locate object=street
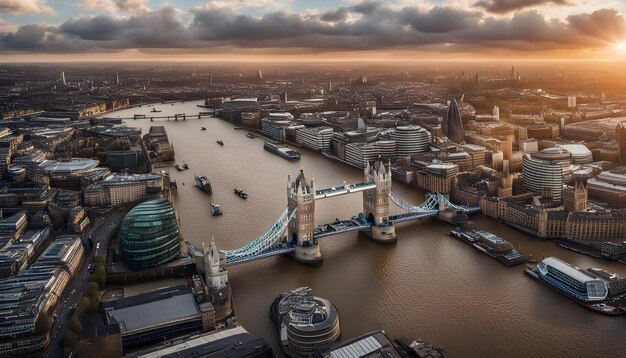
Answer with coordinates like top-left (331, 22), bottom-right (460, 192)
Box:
top-left (36, 207), bottom-right (128, 358)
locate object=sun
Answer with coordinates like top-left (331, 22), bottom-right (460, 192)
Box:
top-left (612, 41), bottom-right (626, 53)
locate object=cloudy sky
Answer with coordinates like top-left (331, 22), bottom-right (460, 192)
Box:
top-left (0, 0), bottom-right (625, 61)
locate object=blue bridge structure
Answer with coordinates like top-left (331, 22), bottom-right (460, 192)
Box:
top-left (217, 158), bottom-right (480, 266)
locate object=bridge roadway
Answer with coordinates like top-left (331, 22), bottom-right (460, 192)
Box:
top-left (315, 181), bottom-right (376, 199)
top-left (214, 190), bottom-right (480, 266)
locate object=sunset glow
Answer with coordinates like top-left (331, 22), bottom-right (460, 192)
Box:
top-left (0, 0), bottom-right (625, 61)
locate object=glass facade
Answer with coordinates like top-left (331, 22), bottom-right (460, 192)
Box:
top-left (538, 258), bottom-right (608, 302)
top-left (119, 199), bottom-right (181, 270)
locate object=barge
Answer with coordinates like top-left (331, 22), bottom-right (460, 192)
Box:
top-left (264, 141), bottom-right (301, 161)
top-left (449, 228), bottom-right (527, 266)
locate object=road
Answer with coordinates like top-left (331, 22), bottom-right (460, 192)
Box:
top-left (36, 207), bottom-right (128, 358)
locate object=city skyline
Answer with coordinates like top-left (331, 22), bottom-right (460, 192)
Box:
top-left (0, 0), bottom-right (626, 61)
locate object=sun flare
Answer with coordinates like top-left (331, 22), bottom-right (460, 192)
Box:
top-left (612, 41), bottom-right (626, 53)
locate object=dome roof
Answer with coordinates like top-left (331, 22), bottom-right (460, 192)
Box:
top-left (119, 199), bottom-right (180, 270)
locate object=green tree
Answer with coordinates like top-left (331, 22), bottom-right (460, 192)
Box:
top-left (34, 312), bottom-right (52, 335)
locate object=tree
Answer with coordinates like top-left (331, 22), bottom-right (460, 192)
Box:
top-left (91, 268), bottom-right (106, 289)
top-left (68, 314), bottom-right (83, 335)
top-left (34, 312), bottom-right (52, 335)
top-left (64, 330), bottom-right (80, 350)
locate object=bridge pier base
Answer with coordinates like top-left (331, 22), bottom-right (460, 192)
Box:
top-left (361, 224), bottom-right (397, 244)
top-left (293, 243), bottom-right (323, 265)
top-left (438, 209), bottom-right (457, 224)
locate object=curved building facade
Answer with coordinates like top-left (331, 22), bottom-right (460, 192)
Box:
top-left (537, 257), bottom-right (608, 302)
top-left (119, 199), bottom-right (181, 270)
top-left (272, 287), bottom-right (341, 357)
top-left (523, 148), bottom-right (573, 200)
top-left (444, 99), bottom-right (464, 143)
top-left (390, 125), bottom-right (431, 157)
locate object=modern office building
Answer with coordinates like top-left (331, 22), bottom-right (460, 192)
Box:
top-left (344, 140), bottom-right (396, 168)
top-left (221, 99), bottom-right (261, 127)
top-left (443, 99), bottom-right (464, 143)
top-left (272, 287), bottom-right (340, 356)
top-left (28, 158), bottom-right (100, 188)
top-left (537, 257), bottom-right (608, 302)
top-left (32, 236), bottom-right (85, 276)
top-left (389, 125), bottom-right (431, 157)
top-left (587, 170), bottom-right (626, 208)
top-left (261, 113), bottom-right (303, 141)
top-left (522, 148), bottom-right (573, 200)
top-left (295, 126), bottom-right (333, 152)
top-left (125, 325), bottom-right (274, 358)
top-left (100, 284), bottom-right (216, 352)
top-left (558, 144), bottom-right (593, 164)
top-left (0, 235), bottom-right (84, 356)
top-left (119, 199), bottom-right (182, 270)
top-left (313, 331), bottom-right (403, 358)
top-left (617, 122), bottom-right (626, 165)
top-left (107, 149), bottom-right (138, 171)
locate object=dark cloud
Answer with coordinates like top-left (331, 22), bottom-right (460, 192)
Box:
top-left (401, 7), bottom-right (482, 33)
top-left (475, 0), bottom-right (571, 14)
top-left (567, 9), bottom-right (626, 43)
top-left (320, 9), bottom-right (348, 23)
top-left (0, 2), bottom-right (623, 55)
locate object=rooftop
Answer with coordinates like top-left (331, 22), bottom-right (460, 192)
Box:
top-left (107, 293), bottom-right (199, 333)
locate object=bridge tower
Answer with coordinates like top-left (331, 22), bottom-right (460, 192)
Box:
top-left (362, 157), bottom-right (396, 243)
top-left (204, 238), bottom-right (229, 290)
top-left (288, 169), bottom-right (322, 264)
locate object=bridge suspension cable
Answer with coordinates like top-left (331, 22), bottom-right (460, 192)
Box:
top-left (219, 207), bottom-right (297, 261)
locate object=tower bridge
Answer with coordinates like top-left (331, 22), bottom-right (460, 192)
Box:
top-left (215, 157), bottom-right (480, 266)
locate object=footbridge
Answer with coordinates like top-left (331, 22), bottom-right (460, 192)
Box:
top-left (213, 158), bottom-right (480, 265)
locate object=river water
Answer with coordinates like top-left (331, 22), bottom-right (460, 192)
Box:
top-left (108, 100), bottom-right (626, 357)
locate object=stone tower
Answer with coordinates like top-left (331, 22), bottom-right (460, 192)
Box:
top-left (564, 181), bottom-right (587, 212)
top-left (288, 169), bottom-right (322, 263)
top-left (498, 160), bottom-right (513, 198)
top-left (363, 157), bottom-right (396, 243)
top-left (204, 237), bottom-right (228, 290)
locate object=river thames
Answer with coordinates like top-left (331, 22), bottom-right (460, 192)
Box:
top-left (108, 100), bottom-right (626, 357)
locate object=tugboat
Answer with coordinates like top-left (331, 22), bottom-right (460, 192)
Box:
top-left (150, 108), bottom-right (162, 113)
top-left (234, 188), bottom-right (248, 199)
top-left (201, 127), bottom-right (207, 131)
top-left (195, 175), bottom-right (212, 194)
top-left (246, 133), bottom-right (257, 139)
top-left (216, 140), bottom-right (224, 146)
top-left (211, 203), bottom-right (223, 216)
top-left (182, 163), bottom-right (189, 170)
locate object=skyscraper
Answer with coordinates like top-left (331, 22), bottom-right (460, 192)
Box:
top-left (60, 71), bottom-right (66, 85)
top-left (616, 122), bottom-right (626, 165)
top-left (443, 99), bottom-right (464, 143)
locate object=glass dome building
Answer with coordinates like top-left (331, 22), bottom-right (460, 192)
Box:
top-left (119, 199), bottom-right (181, 270)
